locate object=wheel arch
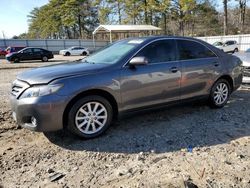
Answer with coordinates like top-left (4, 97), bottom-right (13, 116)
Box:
top-left (63, 89), bottom-right (118, 129)
top-left (215, 75), bottom-right (234, 92)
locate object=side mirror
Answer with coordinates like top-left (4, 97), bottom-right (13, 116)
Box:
top-left (129, 56), bottom-right (148, 66)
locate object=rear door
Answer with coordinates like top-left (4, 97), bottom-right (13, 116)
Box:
top-left (33, 48), bottom-right (43, 60)
top-left (176, 39), bottom-right (221, 99)
top-left (120, 39), bottom-right (181, 111)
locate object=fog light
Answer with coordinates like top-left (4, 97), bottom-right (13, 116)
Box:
top-left (31, 116), bottom-right (38, 127)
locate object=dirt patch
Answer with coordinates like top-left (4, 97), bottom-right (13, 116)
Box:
top-left (0, 67), bottom-right (250, 188)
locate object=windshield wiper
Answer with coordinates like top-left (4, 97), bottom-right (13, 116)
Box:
top-left (82, 59), bottom-right (95, 64)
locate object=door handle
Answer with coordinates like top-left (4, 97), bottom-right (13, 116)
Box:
top-left (170, 67), bottom-right (178, 73)
top-left (214, 62), bottom-right (219, 67)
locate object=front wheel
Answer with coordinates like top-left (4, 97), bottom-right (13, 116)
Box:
top-left (42, 56), bottom-right (48, 62)
top-left (65, 52), bottom-right (70, 56)
top-left (209, 79), bottom-right (231, 108)
top-left (14, 57), bottom-right (20, 63)
top-left (67, 96), bottom-right (113, 138)
top-left (233, 48), bottom-right (239, 53)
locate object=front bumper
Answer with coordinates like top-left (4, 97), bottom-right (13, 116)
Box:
top-left (10, 94), bottom-right (68, 132)
top-left (243, 66), bottom-right (250, 84)
top-left (59, 51), bottom-right (66, 55)
top-left (243, 77), bottom-right (250, 84)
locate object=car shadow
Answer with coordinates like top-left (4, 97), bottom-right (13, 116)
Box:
top-left (44, 89), bottom-right (250, 154)
top-left (16, 59), bottom-right (68, 63)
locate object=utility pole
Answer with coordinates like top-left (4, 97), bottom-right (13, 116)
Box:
top-left (223, 0), bottom-right (228, 35)
top-left (2, 31), bottom-right (7, 48)
top-left (2, 31), bottom-right (6, 39)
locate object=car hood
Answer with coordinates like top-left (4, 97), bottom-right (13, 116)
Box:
top-left (6, 52), bottom-right (17, 57)
top-left (17, 61), bottom-right (108, 85)
top-left (234, 53), bottom-right (250, 67)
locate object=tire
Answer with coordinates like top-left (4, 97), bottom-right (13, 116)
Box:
top-left (209, 79), bottom-right (231, 108)
top-left (67, 95), bottom-right (113, 138)
top-left (234, 48), bottom-right (239, 53)
top-left (14, 57), bottom-right (20, 63)
top-left (42, 56), bottom-right (48, 62)
top-left (65, 52), bottom-right (70, 56)
top-left (82, 51), bottom-right (87, 56)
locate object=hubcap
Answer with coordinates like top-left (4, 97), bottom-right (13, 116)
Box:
top-left (75, 102), bottom-right (107, 134)
top-left (213, 83), bottom-right (228, 105)
top-left (43, 57), bottom-right (48, 61)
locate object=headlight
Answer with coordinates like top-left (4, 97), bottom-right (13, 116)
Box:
top-left (20, 84), bottom-right (63, 99)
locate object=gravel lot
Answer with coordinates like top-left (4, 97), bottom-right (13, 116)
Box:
top-left (0, 57), bottom-right (250, 188)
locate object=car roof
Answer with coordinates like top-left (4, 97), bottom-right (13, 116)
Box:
top-left (122, 35), bottom-right (226, 57)
top-left (23, 47), bottom-right (44, 49)
top-left (121, 35), bottom-right (209, 42)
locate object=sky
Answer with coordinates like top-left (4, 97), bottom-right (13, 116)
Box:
top-left (0, 0), bottom-right (246, 39)
top-left (0, 0), bottom-right (48, 38)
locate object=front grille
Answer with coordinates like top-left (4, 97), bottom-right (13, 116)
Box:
top-left (11, 80), bottom-right (30, 98)
top-left (243, 66), bottom-right (250, 77)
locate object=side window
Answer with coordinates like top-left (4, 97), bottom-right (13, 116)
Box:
top-left (33, 48), bottom-right (42, 53)
top-left (135, 40), bottom-right (176, 64)
top-left (177, 40), bottom-right (216, 60)
top-left (23, 49), bottom-right (32, 53)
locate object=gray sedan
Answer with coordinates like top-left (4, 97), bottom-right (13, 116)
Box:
top-left (234, 48), bottom-right (250, 84)
top-left (10, 36), bottom-right (243, 138)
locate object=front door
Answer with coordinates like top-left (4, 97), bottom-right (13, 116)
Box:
top-left (120, 39), bottom-right (181, 111)
top-left (20, 48), bottom-right (33, 61)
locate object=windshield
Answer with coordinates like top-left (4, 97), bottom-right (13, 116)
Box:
top-left (82, 39), bottom-right (144, 64)
top-left (213, 42), bottom-right (223, 46)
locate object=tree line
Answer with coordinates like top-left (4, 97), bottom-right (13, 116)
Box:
top-left (15, 0), bottom-right (250, 39)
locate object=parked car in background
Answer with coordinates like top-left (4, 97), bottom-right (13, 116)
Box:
top-left (0, 48), bottom-right (7, 56)
top-left (6, 46), bottom-right (26, 54)
top-left (6, 47), bottom-right (54, 63)
top-left (234, 48), bottom-right (250, 84)
top-left (59, 46), bottom-right (89, 56)
top-left (213, 40), bottom-right (239, 53)
top-left (10, 36), bottom-right (242, 138)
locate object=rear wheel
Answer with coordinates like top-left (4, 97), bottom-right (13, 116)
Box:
top-left (42, 56), bottom-right (48, 62)
top-left (82, 51), bottom-right (87, 56)
top-left (67, 95), bottom-right (113, 138)
top-left (209, 79), bottom-right (231, 108)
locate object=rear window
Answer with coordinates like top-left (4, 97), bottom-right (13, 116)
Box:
top-left (177, 40), bottom-right (216, 60)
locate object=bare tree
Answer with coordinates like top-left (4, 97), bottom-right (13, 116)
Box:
top-left (238, 0), bottom-right (247, 33)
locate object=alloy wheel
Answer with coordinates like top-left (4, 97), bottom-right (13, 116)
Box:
top-left (42, 56), bottom-right (48, 62)
top-left (213, 82), bottom-right (229, 105)
top-left (75, 101), bottom-right (108, 134)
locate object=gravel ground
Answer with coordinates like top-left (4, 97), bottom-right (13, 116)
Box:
top-left (0, 60), bottom-right (250, 188)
